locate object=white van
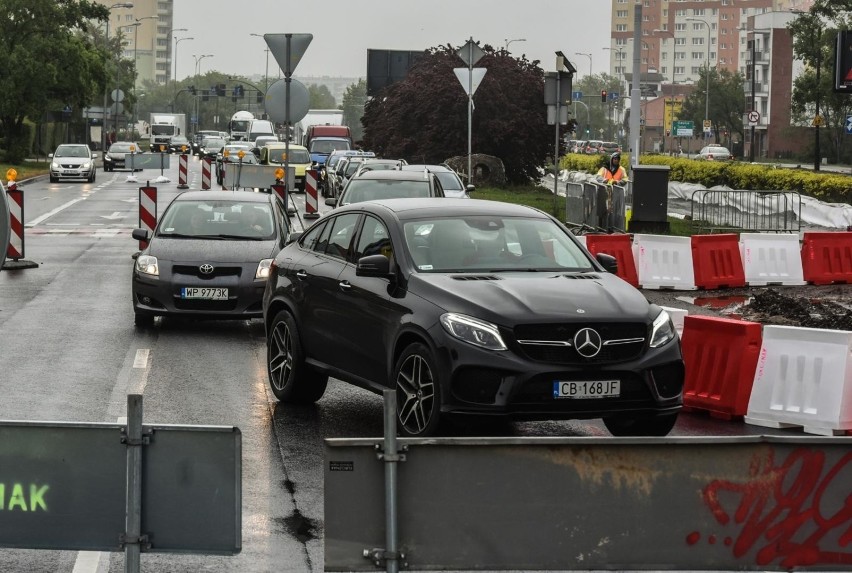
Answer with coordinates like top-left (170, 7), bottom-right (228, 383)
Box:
top-left (247, 119), bottom-right (276, 143)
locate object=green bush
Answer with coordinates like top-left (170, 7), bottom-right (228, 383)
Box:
top-left (562, 153), bottom-right (852, 204)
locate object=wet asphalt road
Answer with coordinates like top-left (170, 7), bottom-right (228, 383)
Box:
top-left (0, 158), bottom-right (838, 572)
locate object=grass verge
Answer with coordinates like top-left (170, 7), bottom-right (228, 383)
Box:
top-left (1, 161), bottom-right (50, 182)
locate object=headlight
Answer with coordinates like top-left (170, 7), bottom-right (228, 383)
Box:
top-left (255, 259), bottom-right (273, 280)
top-left (135, 255), bottom-right (159, 277)
top-left (51, 162), bottom-right (59, 169)
top-left (81, 162), bottom-right (91, 169)
top-left (650, 310), bottom-right (676, 348)
top-left (440, 313), bottom-right (507, 351)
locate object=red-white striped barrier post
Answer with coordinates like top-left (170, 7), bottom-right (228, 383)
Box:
top-left (177, 153), bottom-right (189, 189)
top-left (304, 169), bottom-right (320, 219)
top-left (201, 157), bottom-right (211, 190)
top-left (6, 180), bottom-right (23, 260)
top-left (138, 185), bottom-right (157, 250)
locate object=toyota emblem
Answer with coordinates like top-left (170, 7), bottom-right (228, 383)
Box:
top-left (199, 264), bottom-right (215, 275)
top-left (573, 328), bottom-right (603, 358)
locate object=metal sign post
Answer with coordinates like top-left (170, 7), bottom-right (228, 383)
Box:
top-left (455, 39), bottom-right (486, 185)
top-left (0, 180), bottom-right (9, 270)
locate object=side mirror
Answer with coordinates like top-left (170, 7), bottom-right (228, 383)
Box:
top-left (356, 254), bottom-right (392, 278)
top-left (48, 153), bottom-right (54, 159)
top-left (131, 228), bottom-right (150, 242)
top-left (466, 184), bottom-right (476, 193)
top-left (92, 153), bottom-right (99, 159)
top-left (325, 198), bottom-right (338, 207)
top-left (286, 231), bottom-right (302, 245)
top-left (596, 253), bottom-right (618, 274)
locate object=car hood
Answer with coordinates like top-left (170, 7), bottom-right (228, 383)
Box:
top-left (408, 272), bottom-right (651, 325)
top-left (147, 238), bottom-right (279, 262)
top-left (54, 157), bottom-right (91, 165)
top-left (106, 152), bottom-right (128, 159)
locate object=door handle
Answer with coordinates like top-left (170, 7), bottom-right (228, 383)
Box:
top-left (338, 280), bottom-right (352, 291)
top-left (295, 270), bottom-right (308, 280)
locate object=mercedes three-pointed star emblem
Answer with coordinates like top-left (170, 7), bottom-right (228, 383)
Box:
top-left (573, 328), bottom-right (603, 358)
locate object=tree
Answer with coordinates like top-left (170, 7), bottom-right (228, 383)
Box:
top-left (340, 79), bottom-right (367, 143)
top-left (0, 0), bottom-right (108, 162)
top-left (362, 43), bottom-right (553, 184)
top-left (308, 84), bottom-right (335, 109)
top-left (677, 68), bottom-right (744, 144)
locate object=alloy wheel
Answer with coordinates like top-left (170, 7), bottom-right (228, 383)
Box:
top-left (396, 354), bottom-right (435, 435)
top-left (269, 321), bottom-right (294, 392)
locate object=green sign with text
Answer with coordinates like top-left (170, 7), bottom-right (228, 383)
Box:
top-left (672, 120), bottom-right (694, 137)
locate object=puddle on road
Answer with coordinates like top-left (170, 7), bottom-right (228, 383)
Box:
top-left (277, 509), bottom-right (320, 543)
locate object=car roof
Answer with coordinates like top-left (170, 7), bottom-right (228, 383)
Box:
top-left (351, 170), bottom-right (431, 181)
top-left (173, 190), bottom-right (273, 203)
top-left (265, 143), bottom-right (307, 151)
top-left (333, 198), bottom-right (546, 220)
top-left (400, 164), bottom-right (452, 173)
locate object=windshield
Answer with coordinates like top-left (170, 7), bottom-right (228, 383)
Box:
top-left (267, 149), bottom-right (310, 164)
top-left (310, 139), bottom-right (351, 154)
top-left (109, 143), bottom-right (135, 153)
top-left (403, 216), bottom-right (594, 273)
top-left (55, 146), bottom-right (89, 158)
top-left (202, 138), bottom-right (226, 149)
top-left (342, 180), bottom-right (431, 205)
top-left (231, 120), bottom-right (251, 132)
top-left (344, 160), bottom-right (364, 176)
top-left (157, 200), bottom-right (276, 240)
top-left (151, 125), bottom-right (175, 135)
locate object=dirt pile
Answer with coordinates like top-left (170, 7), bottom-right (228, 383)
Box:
top-left (740, 289), bottom-right (852, 331)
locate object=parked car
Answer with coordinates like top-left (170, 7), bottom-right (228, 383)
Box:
top-left (103, 141), bottom-right (139, 172)
top-left (571, 140), bottom-right (588, 154)
top-left (169, 135), bottom-right (191, 154)
top-left (327, 169), bottom-right (445, 208)
top-left (696, 145), bottom-right (734, 161)
top-left (49, 144), bottom-right (97, 183)
top-left (400, 164), bottom-right (473, 198)
top-left (584, 140), bottom-right (604, 154)
top-left (599, 141), bottom-right (621, 155)
top-left (262, 198), bottom-right (684, 437)
top-left (258, 143), bottom-right (312, 192)
top-left (131, 190), bottom-right (291, 326)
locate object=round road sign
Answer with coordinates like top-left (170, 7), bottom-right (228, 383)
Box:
top-left (748, 110), bottom-right (760, 124)
top-left (265, 79), bottom-right (310, 124)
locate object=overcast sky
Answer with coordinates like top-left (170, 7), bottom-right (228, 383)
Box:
top-left (172, 0), bottom-right (612, 80)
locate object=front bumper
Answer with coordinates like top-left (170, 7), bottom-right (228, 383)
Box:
top-left (132, 263), bottom-right (267, 319)
top-left (51, 165), bottom-right (94, 180)
top-left (426, 323), bottom-right (684, 421)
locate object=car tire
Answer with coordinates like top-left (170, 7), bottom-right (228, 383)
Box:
top-left (49, 174), bottom-right (57, 183)
top-left (603, 413), bottom-right (678, 437)
top-left (88, 170), bottom-right (96, 183)
top-left (134, 310), bottom-right (154, 328)
top-left (393, 342), bottom-right (442, 437)
top-left (267, 310), bottom-right (328, 403)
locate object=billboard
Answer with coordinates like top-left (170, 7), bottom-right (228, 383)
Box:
top-left (366, 49), bottom-right (426, 96)
top-left (835, 30), bottom-right (852, 93)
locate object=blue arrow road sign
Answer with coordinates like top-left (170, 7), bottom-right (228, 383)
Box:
top-left (846, 115), bottom-right (852, 134)
top-left (608, 91), bottom-right (620, 101)
top-left (572, 91), bottom-right (583, 101)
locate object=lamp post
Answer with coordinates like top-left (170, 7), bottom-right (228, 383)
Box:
top-left (166, 28), bottom-right (189, 85)
top-left (191, 55), bottom-right (213, 135)
top-left (575, 52), bottom-right (592, 78)
top-left (250, 33), bottom-right (270, 94)
top-left (686, 17), bottom-right (711, 139)
top-left (173, 36), bottom-right (194, 92)
top-left (504, 38), bottom-right (526, 52)
top-left (102, 2), bottom-right (134, 151)
top-left (194, 54), bottom-right (213, 77)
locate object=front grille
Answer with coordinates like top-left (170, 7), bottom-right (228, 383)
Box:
top-left (172, 265), bottom-right (242, 279)
top-left (513, 322), bottom-right (647, 364)
top-left (60, 163), bottom-right (81, 169)
top-left (451, 367), bottom-right (506, 404)
top-left (173, 298), bottom-right (238, 311)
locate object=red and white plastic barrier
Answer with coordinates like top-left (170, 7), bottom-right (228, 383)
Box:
top-left (177, 154), bottom-right (189, 189)
top-left (746, 325), bottom-right (852, 435)
top-left (801, 231), bottom-right (852, 285)
top-left (691, 234), bottom-right (746, 289)
top-left (585, 234), bottom-right (639, 287)
top-left (6, 181), bottom-right (23, 260)
top-left (138, 185), bottom-right (157, 250)
top-left (304, 169), bottom-right (319, 219)
top-left (739, 233), bottom-right (805, 286)
top-left (201, 158), bottom-right (211, 190)
top-left (632, 234), bottom-right (697, 290)
top-left (681, 315), bottom-right (762, 419)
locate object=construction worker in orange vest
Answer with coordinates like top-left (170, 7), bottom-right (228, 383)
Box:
top-left (596, 151), bottom-right (629, 184)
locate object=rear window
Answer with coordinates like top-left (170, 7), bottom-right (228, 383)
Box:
top-left (342, 180), bottom-right (432, 205)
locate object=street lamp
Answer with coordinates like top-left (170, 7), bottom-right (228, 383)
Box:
top-left (102, 2), bottom-right (134, 151)
top-left (250, 33), bottom-right (270, 94)
top-left (166, 28), bottom-right (189, 83)
top-left (504, 38), bottom-right (526, 52)
top-left (575, 52), bottom-right (592, 78)
top-left (173, 36), bottom-right (194, 89)
top-left (686, 17), bottom-right (711, 138)
top-left (194, 54), bottom-right (214, 77)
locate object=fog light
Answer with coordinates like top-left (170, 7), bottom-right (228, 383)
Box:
top-left (142, 296), bottom-right (151, 305)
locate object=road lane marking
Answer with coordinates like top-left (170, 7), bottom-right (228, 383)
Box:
top-left (71, 550), bottom-right (104, 573)
top-left (133, 349), bottom-right (150, 369)
top-left (26, 197), bottom-right (87, 226)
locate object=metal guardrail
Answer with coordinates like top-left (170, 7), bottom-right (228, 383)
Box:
top-left (565, 181), bottom-right (627, 232)
top-left (689, 189), bottom-right (802, 233)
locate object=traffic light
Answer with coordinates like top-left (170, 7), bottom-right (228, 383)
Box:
top-left (601, 90), bottom-right (607, 102)
top-left (256, 91), bottom-right (264, 104)
top-left (202, 89), bottom-right (209, 102)
top-left (216, 83), bottom-right (226, 97)
top-left (188, 85), bottom-right (196, 95)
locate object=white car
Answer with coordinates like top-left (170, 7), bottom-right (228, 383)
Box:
top-left (49, 144), bottom-right (97, 183)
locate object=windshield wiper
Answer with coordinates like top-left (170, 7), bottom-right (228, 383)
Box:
top-left (208, 234), bottom-right (267, 241)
